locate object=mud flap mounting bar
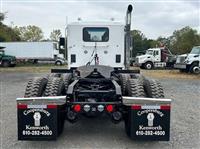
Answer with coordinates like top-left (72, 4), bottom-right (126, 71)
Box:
top-left (16, 96), bottom-right (66, 105)
top-left (122, 96), bottom-right (171, 105)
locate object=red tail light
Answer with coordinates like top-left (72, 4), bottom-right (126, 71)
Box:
top-left (160, 105), bottom-right (171, 110)
top-left (47, 104), bottom-right (57, 109)
top-left (17, 104), bottom-right (27, 109)
top-left (73, 104), bottom-right (81, 112)
top-left (106, 105), bottom-right (113, 112)
top-left (131, 105), bottom-right (141, 110)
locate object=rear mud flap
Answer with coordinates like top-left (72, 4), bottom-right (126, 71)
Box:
top-left (17, 104), bottom-right (65, 140)
top-left (127, 104), bottom-right (170, 141)
top-left (17, 96), bottom-right (66, 140)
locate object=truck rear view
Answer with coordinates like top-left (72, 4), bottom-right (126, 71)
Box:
top-left (16, 5), bottom-right (172, 141)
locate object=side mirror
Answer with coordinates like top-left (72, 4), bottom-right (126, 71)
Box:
top-left (194, 55), bottom-right (199, 57)
top-left (59, 37), bottom-right (65, 47)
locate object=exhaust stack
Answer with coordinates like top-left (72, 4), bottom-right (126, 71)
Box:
top-left (126, 4), bottom-right (133, 30)
top-left (125, 4), bottom-right (133, 69)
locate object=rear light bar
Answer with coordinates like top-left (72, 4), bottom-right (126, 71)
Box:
top-left (70, 104), bottom-right (115, 113)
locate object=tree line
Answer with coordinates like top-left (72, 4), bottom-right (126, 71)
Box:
top-left (0, 13), bottom-right (62, 42)
top-left (131, 27), bottom-right (200, 55)
top-left (0, 12), bottom-right (200, 55)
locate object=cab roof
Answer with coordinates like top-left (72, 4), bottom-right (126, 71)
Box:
top-left (68, 21), bottom-right (124, 26)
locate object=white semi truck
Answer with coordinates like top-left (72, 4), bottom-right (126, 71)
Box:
top-left (174, 46), bottom-right (200, 74)
top-left (0, 42), bottom-right (66, 65)
top-left (16, 5), bottom-right (171, 141)
top-left (135, 48), bottom-right (175, 69)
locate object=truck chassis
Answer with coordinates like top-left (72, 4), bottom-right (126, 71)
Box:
top-left (17, 66), bottom-right (171, 141)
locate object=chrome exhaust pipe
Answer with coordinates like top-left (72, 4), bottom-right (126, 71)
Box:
top-left (126, 4), bottom-right (133, 27)
top-left (125, 4), bottom-right (133, 69)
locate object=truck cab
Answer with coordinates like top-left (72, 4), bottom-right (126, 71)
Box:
top-left (174, 46), bottom-right (200, 74)
top-left (67, 22), bottom-right (125, 69)
top-left (0, 48), bottom-right (16, 67)
top-left (135, 48), bottom-right (163, 69)
top-left (146, 48), bottom-right (161, 62)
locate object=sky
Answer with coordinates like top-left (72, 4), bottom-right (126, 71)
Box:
top-left (0, 0), bottom-right (199, 39)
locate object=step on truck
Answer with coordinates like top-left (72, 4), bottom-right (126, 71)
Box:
top-left (17, 5), bottom-right (172, 141)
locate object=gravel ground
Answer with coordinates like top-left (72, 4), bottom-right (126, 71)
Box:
top-left (0, 72), bottom-right (199, 149)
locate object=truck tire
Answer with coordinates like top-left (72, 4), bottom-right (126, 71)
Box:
top-left (44, 77), bottom-right (65, 96)
top-left (2, 61), bottom-right (10, 67)
top-left (119, 74), bottom-right (130, 95)
top-left (44, 77), bottom-right (65, 134)
top-left (190, 64), bottom-right (200, 74)
top-left (45, 73), bottom-right (60, 79)
top-left (144, 79), bottom-right (164, 98)
top-left (62, 73), bottom-right (72, 94)
top-left (55, 61), bottom-right (62, 66)
top-left (144, 62), bottom-right (153, 70)
top-left (130, 74), bottom-right (145, 84)
top-left (126, 79), bottom-right (145, 97)
top-left (24, 77), bottom-right (48, 97)
top-left (124, 79), bottom-right (145, 137)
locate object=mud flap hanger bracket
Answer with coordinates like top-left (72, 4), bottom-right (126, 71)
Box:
top-left (122, 96), bottom-right (172, 106)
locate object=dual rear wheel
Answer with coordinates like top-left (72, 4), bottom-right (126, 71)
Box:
top-left (24, 73), bottom-right (72, 97)
top-left (122, 75), bottom-right (164, 137)
top-left (24, 74), bottom-right (72, 133)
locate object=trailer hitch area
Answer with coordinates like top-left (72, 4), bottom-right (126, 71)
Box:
top-left (122, 96), bottom-right (172, 141)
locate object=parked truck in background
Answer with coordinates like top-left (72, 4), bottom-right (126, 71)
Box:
top-left (0, 47), bottom-right (16, 67)
top-left (135, 47), bottom-right (176, 69)
top-left (174, 46), bottom-right (200, 74)
top-left (0, 42), bottom-right (66, 65)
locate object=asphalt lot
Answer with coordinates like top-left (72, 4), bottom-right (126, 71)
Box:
top-left (0, 72), bottom-right (200, 149)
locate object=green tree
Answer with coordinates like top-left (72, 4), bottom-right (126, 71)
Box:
top-left (148, 39), bottom-right (159, 48)
top-left (0, 13), bottom-right (5, 23)
top-left (169, 26), bottom-right (200, 54)
top-left (157, 36), bottom-right (170, 47)
top-left (14, 25), bottom-right (44, 41)
top-left (131, 30), bottom-right (146, 57)
top-left (0, 12), bottom-right (21, 42)
top-left (50, 29), bottom-right (62, 41)
top-left (131, 30), bottom-right (157, 57)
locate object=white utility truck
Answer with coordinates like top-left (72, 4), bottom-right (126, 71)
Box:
top-left (135, 48), bottom-right (175, 69)
top-left (0, 42), bottom-right (66, 65)
top-left (16, 5), bottom-right (171, 141)
top-left (174, 46), bottom-right (200, 74)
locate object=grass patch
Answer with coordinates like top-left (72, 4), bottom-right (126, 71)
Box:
top-left (140, 69), bottom-right (200, 80)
